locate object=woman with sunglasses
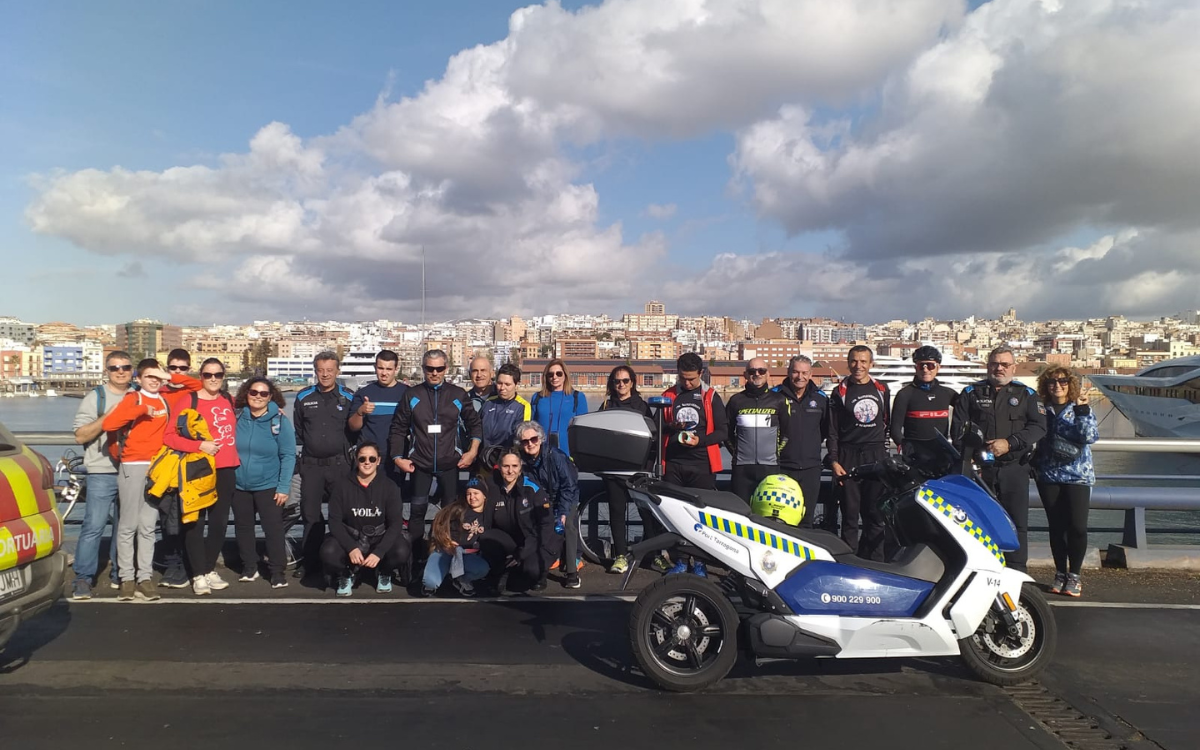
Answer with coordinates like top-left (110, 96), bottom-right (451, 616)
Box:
top-left (598, 366), bottom-right (658, 574)
top-left (322, 442), bottom-right (410, 597)
top-left (1033, 368), bottom-right (1098, 598)
top-left (531, 358), bottom-right (588, 457)
top-left (231, 377), bottom-right (297, 589)
top-left (164, 357), bottom-right (241, 595)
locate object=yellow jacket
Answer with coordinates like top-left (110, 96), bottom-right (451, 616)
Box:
top-left (147, 409), bottom-right (218, 524)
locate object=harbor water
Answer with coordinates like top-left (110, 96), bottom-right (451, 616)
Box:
top-left (3, 392), bottom-right (1198, 546)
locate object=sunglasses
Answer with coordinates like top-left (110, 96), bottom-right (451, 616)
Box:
top-left (520, 435), bottom-right (541, 445)
top-left (107, 364), bottom-right (133, 373)
top-left (613, 377), bottom-right (631, 385)
top-left (248, 389), bottom-right (271, 398)
top-left (1049, 377), bottom-right (1071, 386)
top-left (357, 455), bottom-right (379, 464)
top-left (201, 371), bottom-right (225, 380)
top-left (989, 362), bottom-right (1015, 369)
top-left (746, 368), bottom-right (768, 376)
top-left (548, 371), bottom-right (564, 377)
top-left (167, 365), bottom-right (189, 372)
top-left (424, 365), bottom-right (447, 373)
top-left (916, 362), bottom-right (938, 371)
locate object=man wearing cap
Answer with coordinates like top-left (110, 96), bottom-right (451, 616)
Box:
top-left (890, 345), bottom-right (957, 454)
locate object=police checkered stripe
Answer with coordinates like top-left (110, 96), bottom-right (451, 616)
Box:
top-left (698, 512), bottom-right (813, 560)
top-left (753, 488), bottom-right (803, 509)
top-left (917, 488), bottom-right (1006, 565)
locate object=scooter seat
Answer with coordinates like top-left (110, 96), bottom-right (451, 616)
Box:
top-left (648, 481), bottom-right (751, 515)
top-left (834, 543), bottom-right (945, 584)
top-left (750, 516), bottom-right (853, 556)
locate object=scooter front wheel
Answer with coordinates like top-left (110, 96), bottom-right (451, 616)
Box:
top-left (629, 574), bottom-right (739, 692)
top-left (960, 583), bottom-right (1057, 686)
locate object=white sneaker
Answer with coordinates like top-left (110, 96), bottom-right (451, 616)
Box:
top-left (192, 576), bottom-right (212, 596)
top-left (205, 571), bottom-right (230, 590)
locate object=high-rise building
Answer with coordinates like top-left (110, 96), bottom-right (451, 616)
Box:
top-left (0, 317), bottom-right (36, 346)
top-left (645, 301), bottom-right (666, 315)
top-left (116, 319), bottom-right (183, 361)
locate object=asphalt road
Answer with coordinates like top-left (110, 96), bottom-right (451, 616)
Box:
top-left (2, 598), bottom-right (1197, 750)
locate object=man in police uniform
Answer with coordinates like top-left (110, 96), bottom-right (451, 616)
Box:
top-left (293, 351), bottom-right (357, 579)
top-left (951, 345), bottom-right (1046, 571)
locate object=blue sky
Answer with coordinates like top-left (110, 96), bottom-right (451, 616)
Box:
top-left (3, 1), bottom-right (1196, 326)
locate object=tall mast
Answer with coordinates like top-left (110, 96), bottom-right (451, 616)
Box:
top-left (421, 246), bottom-right (426, 336)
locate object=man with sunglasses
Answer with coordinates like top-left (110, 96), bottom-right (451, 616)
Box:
top-left (293, 351), bottom-right (358, 581)
top-left (725, 358), bottom-right (790, 502)
top-left (69, 350), bottom-right (135, 599)
top-left (388, 349), bottom-right (483, 559)
top-left (890, 345), bottom-right (956, 455)
top-left (952, 345), bottom-right (1046, 571)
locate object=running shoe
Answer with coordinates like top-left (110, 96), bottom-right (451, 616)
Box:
top-left (239, 568), bottom-right (260, 583)
top-left (691, 561), bottom-right (708, 578)
top-left (117, 581), bottom-right (136, 601)
top-left (531, 578), bottom-right (548, 592)
top-left (651, 554), bottom-right (672, 573)
top-left (563, 572), bottom-right (581, 589)
top-left (159, 569), bottom-right (190, 588)
top-left (1063, 574), bottom-right (1082, 598)
top-left (453, 577), bottom-right (476, 597)
top-left (666, 560), bottom-right (688, 576)
top-left (335, 576), bottom-right (353, 597)
top-left (1049, 572), bottom-right (1067, 595)
top-left (134, 580), bottom-right (161, 602)
top-left (205, 571), bottom-right (230, 590)
top-left (608, 554), bottom-right (631, 574)
top-left (192, 576), bottom-right (211, 596)
top-left (270, 574), bottom-right (289, 589)
top-left (71, 579), bottom-right (93, 600)
top-left (376, 573), bottom-right (393, 594)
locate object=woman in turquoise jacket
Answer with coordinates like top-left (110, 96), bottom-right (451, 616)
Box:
top-left (232, 377), bottom-right (298, 588)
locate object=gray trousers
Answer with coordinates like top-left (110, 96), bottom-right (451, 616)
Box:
top-left (116, 462), bottom-right (158, 582)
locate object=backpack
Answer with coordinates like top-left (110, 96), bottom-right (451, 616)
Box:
top-left (107, 390), bottom-right (147, 461)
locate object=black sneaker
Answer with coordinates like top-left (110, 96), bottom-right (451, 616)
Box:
top-left (270, 574), bottom-right (289, 589)
top-left (531, 577), bottom-right (548, 592)
top-left (453, 577), bottom-right (476, 598)
top-left (563, 573), bottom-right (581, 590)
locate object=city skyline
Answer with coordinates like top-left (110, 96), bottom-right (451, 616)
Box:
top-left (4, 2), bottom-right (1198, 325)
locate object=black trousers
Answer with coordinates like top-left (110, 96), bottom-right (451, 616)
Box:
top-left (183, 467), bottom-right (236, 576)
top-left (983, 463), bottom-right (1032, 571)
top-left (836, 445), bottom-right (888, 561)
top-left (1037, 482), bottom-right (1091, 575)
top-left (409, 467), bottom-right (459, 547)
top-left (478, 529), bottom-right (543, 583)
top-left (783, 466), bottom-right (823, 528)
top-left (664, 461), bottom-right (716, 490)
top-left (232, 488), bottom-right (287, 578)
top-left (729, 464), bottom-right (774, 503)
top-left (603, 475), bottom-right (660, 556)
top-left (299, 460), bottom-right (350, 572)
top-left (319, 535), bottom-right (411, 578)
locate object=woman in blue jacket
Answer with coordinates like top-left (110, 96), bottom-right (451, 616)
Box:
top-left (1033, 368), bottom-right (1099, 598)
top-left (531, 358), bottom-right (588, 457)
top-left (232, 377), bottom-right (297, 588)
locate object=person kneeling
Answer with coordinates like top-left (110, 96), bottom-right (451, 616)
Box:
top-left (320, 442), bottom-right (410, 597)
top-left (422, 478), bottom-right (492, 597)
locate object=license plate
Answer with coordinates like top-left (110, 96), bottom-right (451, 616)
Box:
top-left (0, 567), bottom-right (27, 602)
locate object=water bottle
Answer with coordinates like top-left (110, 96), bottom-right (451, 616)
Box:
top-left (554, 517), bottom-right (565, 535)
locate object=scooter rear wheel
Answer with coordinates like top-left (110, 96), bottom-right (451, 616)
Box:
top-left (960, 583), bottom-right (1057, 686)
top-left (630, 574), bottom-right (740, 692)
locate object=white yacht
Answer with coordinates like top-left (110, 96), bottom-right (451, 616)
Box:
top-left (1088, 356), bottom-right (1200, 438)
top-left (824, 354), bottom-right (989, 394)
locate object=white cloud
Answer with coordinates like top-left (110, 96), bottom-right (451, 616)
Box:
top-left (645, 203), bottom-right (677, 219)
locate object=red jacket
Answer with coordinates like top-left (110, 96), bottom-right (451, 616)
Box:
top-left (659, 384), bottom-right (723, 474)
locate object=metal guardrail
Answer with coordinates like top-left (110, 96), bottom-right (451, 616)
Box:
top-left (18, 432), bottom-right (1200, 550)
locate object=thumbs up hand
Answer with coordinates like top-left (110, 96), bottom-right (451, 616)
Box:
top-left (358, 396), bottom-right (375, 416)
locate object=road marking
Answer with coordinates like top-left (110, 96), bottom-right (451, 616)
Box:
top-left (1047, 600), bottom-right (1200, 610)
top-left (68, 594), bottom-right (640, 605)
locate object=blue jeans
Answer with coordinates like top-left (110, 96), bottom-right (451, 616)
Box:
top-left (73, 472), bottom-right (120, 583)
top-left (422, 548), bottom-right (490, 590)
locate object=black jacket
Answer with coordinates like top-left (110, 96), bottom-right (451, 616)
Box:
top-left (327, 475), bottom-right (405, 555)
top-left (890, 379), bottom-right (957, 446)
top-left (725, 383), bottom-right (790, 467)
top-left (388, 380), bottom-right (483, 473)
top-left (827, 377), bottom-right (892, 464)
top-left (293, 384), bottom-right (356, 460)
top-left (599, 392), bottom-right (652, 417)
top-left (951, 379), bottom-right (1047, 464)
top-left (486, 472), bottom-right (548, 562)
top-left (773, 380), bottom-right (829, 471)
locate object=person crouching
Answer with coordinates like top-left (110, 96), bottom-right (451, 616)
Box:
top-left (320, 442), bottom-right (411, 597)
top-left (421, 478), bottom-right (493, 597)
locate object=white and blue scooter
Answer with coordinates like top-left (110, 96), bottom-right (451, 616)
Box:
top-left (568, 405), bottom-right (1057, 692)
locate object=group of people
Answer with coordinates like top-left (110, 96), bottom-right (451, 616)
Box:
top-left (69, 341), bottom-right (1098, 601)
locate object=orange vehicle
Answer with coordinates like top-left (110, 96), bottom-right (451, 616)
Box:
top-left (0, 419), bottom-right (66, 650)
